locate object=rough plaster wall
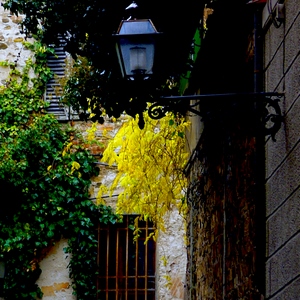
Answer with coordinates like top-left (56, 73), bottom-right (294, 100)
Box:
top-left (156, 211), bottom-right (187, 300)
top-left (75, 120), bottom-right (188, 300)
top-left (36, 239), bottom-right (75, 299)
top-left (264, 0), bottom-right (300, 298)
top-left (0, 6), bottom-right (34, 83)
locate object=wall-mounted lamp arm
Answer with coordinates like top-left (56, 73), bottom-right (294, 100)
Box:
top-left (147, 92), bottom-right (284, 140)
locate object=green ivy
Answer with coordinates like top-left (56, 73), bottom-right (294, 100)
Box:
top-left (0, 41), bottom-right (119, 299)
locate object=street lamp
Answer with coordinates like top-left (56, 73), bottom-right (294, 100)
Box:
top-left (113, 2), bottom-right (283, 140)
top-left (114, 19), bottom-right (160, 80)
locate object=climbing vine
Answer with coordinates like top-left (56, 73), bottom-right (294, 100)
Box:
top-left (0, 41), bottom-right (119, 299)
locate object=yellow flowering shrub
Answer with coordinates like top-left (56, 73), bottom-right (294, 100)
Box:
top-left (99, 112), bottom-right (190, 235)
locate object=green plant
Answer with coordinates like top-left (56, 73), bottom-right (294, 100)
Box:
top-left (0, 41), bottom-right (119, 299)
top-left (3, 0), bottom-right (205, 122)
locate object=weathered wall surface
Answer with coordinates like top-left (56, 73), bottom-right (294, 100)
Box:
top-left (184, 1), bottom-right (264, 297)
top-left (36, 239), bottom-right (75, 299)
top-left (185, 116), bottom-right (263, 299)
top-left (0, 7), bottom-right (33, 83)
top-left (156, 211), bottom-right (187, 300)
top-left (263, 1), bottom-right (300, 298)
top-left (76, 120), bottom-right (188, 300)
top-left (0, 5), bottom-right (187, 299)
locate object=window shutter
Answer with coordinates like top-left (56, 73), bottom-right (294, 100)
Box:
top-left (45, 46), bottom-right (79, 121)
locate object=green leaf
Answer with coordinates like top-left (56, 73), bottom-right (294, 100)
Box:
top-left (47, 231), bottom-right (54, 238)
top-left (169, 119), bottom-right (175, 126)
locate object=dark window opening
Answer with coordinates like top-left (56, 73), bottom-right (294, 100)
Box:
top-left (97, 215), bottom-right (155, 300)
top-left (0, 261), bottom-right (5, 297)
top-left (0, 278), bottom-right (3, 297)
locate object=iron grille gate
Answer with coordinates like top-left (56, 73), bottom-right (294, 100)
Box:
top-left (97, 215), bottom-right (156, 300)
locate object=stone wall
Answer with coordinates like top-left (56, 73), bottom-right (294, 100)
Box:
top-left (36, 239), bottom-right (75, 299)
top-left (75, 120), bottom-right (187, 300)
top-left (185, 115), bottom-right (263, 299)
top-left (263, 0), bottom-right (300, 298)
top-left (183, 1), bottom-right (264, 296)
top-left (0, 7), bottom-right (33, 83)
top-left (0, 5), bottom-right (187, 299)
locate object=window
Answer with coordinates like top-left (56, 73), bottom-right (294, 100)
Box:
top-left (97, 215), bottom-right (156, 300)
top-left (45, 45), bottom-right (78, 121)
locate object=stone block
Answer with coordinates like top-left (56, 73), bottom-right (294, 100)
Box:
top-left (266, 234), bottom-right (300, 298)
top-left (0, 43), bottom-right (8, 49)
top-left (284, 19), bottom-right (300, 71)
top-left (273, 276), bottom-right (300, 299)
top-left (267, 188), bottom-right (300, 256)
top-left (264, 44), bottom-right (284, 92)
top-left (285, 0), bottom-right (300, 30)
top-left (264, 25), bottom-right (285, 71)
top-left (266, 142), bottom-right (300, 216)
top-left (284, 55), bottom-right (300, 109)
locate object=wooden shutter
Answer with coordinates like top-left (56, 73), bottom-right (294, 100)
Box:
top-left (45, 45), bottom-right (78, 121)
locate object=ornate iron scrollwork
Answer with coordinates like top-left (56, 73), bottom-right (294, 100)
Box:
top-left (148, 103), bottom-right (167, 119)
top-left (147, 92), bottom-right (283, 141)
top-left (263, 95), bottom-right (283, 141)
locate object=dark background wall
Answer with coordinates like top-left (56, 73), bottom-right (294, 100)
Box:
top-left (186, 122), bottom-right (262, 299)
top-left (185, 1), bottom-right (265, 299)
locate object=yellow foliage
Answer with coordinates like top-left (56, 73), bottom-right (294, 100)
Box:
top-left (101, 112), bottom-right (190, 233)
top-left (71, 161), bottom-right (81, 174)
top-left (86, 122), bottom-right (98, 141)
top-left (161, 255), bottom-right (168, 267)
top-left (62, 142), bottom-right (73, 157)
top-left (163, 275), bottom-right (172, 288)
top-left (96, 185), bottom-right (109, 205)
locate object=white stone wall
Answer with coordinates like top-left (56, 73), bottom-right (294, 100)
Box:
top-left (36, 239), bottom-right (75, 299)
top-left (0, 7), bottom-right (34, 84)
top-left (80, 120), bottom-right (188, 300)
top-left (156, 211), bottom-right (187, 300)
top-left (0, 5), bottom-right (187, 298)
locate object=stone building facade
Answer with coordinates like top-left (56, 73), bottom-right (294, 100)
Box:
top-left (183, 1), bottom-right (264, 298)
top-left (0, 5), bottom-right (187, 299)
top-left (183, 0), bottom-right (300, 298)
top-left (263, 0), bottom-right (300, 298)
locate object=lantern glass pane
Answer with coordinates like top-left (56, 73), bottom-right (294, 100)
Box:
top-left (119, 20), bottom-right (157, 35)
top-left (130, 47), bottom-right (146, 73)
top-left (119, 40), bottom-right (155, 77)
top-left (116, 19), bottom-right (158, 78)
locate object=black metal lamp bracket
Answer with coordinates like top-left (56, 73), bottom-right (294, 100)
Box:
top-left (148, 92), bottom-right (284, 141)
